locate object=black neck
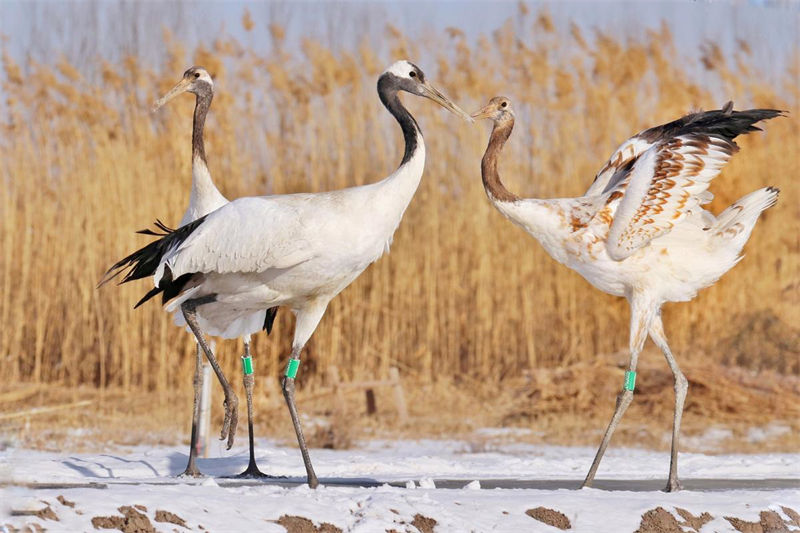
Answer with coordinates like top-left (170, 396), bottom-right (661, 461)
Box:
top-left (192, 87), bottom-right (213, 163)
top-left (378, 76), bottom-right (421, 166)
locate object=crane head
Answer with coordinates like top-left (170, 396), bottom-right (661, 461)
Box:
top-left (471, 96), bottom-right (514, 123)
top-left (381, 60), bottom-right (473, 122)
top-left (152, 66), bottom-right (214, 111)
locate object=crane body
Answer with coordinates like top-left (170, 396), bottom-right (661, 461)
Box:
top-left (473, 96), bottom-right (782, 491)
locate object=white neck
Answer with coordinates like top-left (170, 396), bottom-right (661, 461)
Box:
top-left (491, 197), bottom-right (573, 265)
top-left (181, 155), bottom-right (228, 226)
top-left (371, 131), bottom-right (426, 226)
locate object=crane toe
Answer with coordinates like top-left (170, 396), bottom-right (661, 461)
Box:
top-left (220, 394), bottom-right (239, 450)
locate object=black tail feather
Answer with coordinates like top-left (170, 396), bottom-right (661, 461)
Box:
top-left (98, 215), bottom-right (207, 290)
top-left (263, 307), bottom-right (279, 335)
top-left (136, 219), bottom-right (176, 237)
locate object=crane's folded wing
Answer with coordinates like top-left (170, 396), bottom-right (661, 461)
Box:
top-left (155, 196), bottom-right (317, 285)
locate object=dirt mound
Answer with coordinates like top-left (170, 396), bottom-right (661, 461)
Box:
top-left (276, 515), bottom-right (342, 533)
top-left (725, 510), bottom-right (798, 533)
top-left (635, 507), bottom-right (684, 533)
top-left (91, 506), bottom-right (154, 533)
top-left (526, 507), bottom-right (571, 530)
top-left (675, 508), bottom-right (712, 531)
top-left (633, 506), bottom-right (800, 533)
top-left (154, 510), bottom-right (187, 528)
top-left (56, 495), bottom-right (75, 508)
top-left (411, 514), bottom-right (438, 533)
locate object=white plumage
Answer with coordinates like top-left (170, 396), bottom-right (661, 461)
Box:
top-left (473, 96), bottom-right (782, 492)
top-left (149, 66), bottom-right (264, 477)
top-left (104, 60), bottom-right (472, 487)
top-left (161, 157), bottom-right (425, 339)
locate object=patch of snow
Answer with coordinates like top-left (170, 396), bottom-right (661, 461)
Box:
top-left (418, 477), bottom-right (436, 489)
top-left (748, 424), bottom-right (791, 443)
top-left (1, 439), bottom-right (798, 532)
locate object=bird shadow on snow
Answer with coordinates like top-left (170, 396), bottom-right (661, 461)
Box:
top-left (164, 452), bottom-right (384, 486)
top-left (61, 455), bottom-right (160, 479)
top-left (57, 451), bottom-right (382, 486)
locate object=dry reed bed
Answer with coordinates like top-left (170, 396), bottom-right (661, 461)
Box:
top-left (1, 10), bottom-right (798, 407)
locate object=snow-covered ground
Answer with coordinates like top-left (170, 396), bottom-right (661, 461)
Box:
top-left (2, 438), bottom-right (799, 532)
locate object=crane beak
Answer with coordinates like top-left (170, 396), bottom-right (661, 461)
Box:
top-left (152, 78), bottom-right (191, 112)
top-left (470, 103), bottom-right (496, 121)
top-left (419, 81), bottom-right (473, 123)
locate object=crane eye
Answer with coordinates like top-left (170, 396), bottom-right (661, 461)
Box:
top-left (194, 72), bottom-right (200, 79)
top-left (409, 71), bottom-right (416, 78)
top-left (501, 101), bottom-right (507, 108)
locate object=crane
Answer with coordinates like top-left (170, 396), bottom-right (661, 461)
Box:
top-left (150, 66), bottom-right (278, 478)
top-left (472, 96), bottom-right (782, 491)
top-left (102, 60), bottom-right (472, 488)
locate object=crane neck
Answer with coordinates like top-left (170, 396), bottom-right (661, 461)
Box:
top-left (182, 84), bottom-right (226, 225)
top-left (481, 117), bottom-right (519, 203)
top-left (192, 87), bottom-right (212, 165)
top-left (378, 77), bottom-right (423, 167)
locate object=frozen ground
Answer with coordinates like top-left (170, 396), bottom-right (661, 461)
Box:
top-left (1, 438), bottom-right (799, 532)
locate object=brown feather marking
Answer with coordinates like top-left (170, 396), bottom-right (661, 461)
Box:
top-left (570, 214), bottom-right (586, 232)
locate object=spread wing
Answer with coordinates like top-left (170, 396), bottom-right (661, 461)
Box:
top-left (605, 133), bottom-right (737, 260)
top-left (585, 135), bottom-right (654, 197)
top-left (583, 103), bottom-right (783, 260)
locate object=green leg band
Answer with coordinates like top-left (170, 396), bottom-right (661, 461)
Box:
top-left (241, 355), bottom-right (254, 375)
top-left (285, 359), bottom-right (300, 379)
top-left (624, 370), bottom-right (636, 391)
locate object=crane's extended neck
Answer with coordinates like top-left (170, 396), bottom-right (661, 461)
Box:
top-left (378, 77), bottom-right (423, 166)
top-left (192, 87), bottom-right (212, 165)
top-left (181, 84), bottom-right (226, 226)
top-left (481, 118), bottom-right (519, 203)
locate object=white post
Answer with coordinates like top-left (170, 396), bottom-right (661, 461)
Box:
top-left (198, 358), bottom-right (213, 458)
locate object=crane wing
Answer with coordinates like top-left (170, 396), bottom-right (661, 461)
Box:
top-left (585, 135), bottom-right (654, 197)
top-left (605, 133), bottom-right (737, 261)
top-left (158, 196), bottom-right (316, 283)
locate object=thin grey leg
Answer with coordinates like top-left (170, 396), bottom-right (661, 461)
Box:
top-left (236, 339), bottom-right (268, 478)
top-left (181, 343), bottom-right (203, 477)
top-left (582, 298), bottom-right (654, 488)
top-left (650, 312), bottom-right (687, 492)
top-left (281, 347), bottom-right (319, 488)
top-left (182, 297), bottom-right (239, 450)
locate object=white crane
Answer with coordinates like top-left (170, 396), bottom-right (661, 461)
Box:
top-left (472, 96), bottom-right (782, 491)
top-left (102, 60), bottom-right (472, 488)
top-left (148, 67), bottom-right (278, 478)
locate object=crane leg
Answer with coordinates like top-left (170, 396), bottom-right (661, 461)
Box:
top-left (582, 298), bottom-right (655, 488)
top-left (236, 339), bottom-right (268, 478)
top-left (649, 312), bottom-right (687, 492)
top-left (282, 345), bottom-right (319, 489)
top-left (182, 297), bottom-right (239, 450)
top-left (180, 343), bottom-right (204, 477)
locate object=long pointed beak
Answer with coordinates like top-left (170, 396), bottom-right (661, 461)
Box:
top-left (470, 103), bottom-right (496, 121)
top-left (419, 81), bottom-right (473, 123)
top-left (152, 78), bottom-right (191, 112)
